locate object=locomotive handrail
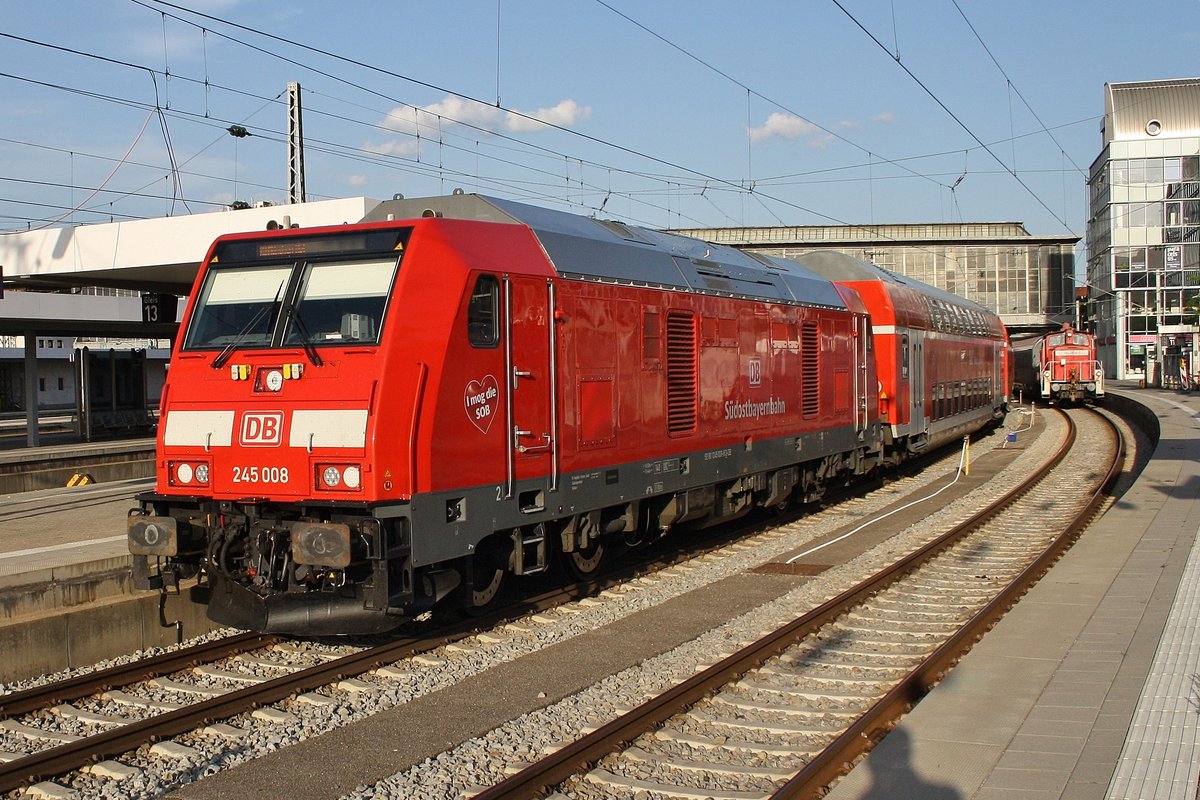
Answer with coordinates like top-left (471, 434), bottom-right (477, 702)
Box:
top-left (547, 278), bottom-right (560, 492)
top-left (503, 275), bottom-right (515, 500)
top-left (410, 363), bottom-right (427, 492)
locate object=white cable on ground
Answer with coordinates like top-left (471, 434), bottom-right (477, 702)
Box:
top-left (785, 437), bottom-right (969, 564)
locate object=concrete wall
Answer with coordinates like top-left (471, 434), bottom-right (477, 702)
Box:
top-left (0, 586), bottom-right (219, 684)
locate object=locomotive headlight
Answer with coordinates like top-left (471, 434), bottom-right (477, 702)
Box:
top-left (316, 463), bottom-right (363, 492)
top-left (168, 460), bottom-right (211, 487)
top-left (322, 466), bottom-right (342, 488)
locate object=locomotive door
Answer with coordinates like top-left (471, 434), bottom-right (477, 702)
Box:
top-left (502, 275), bottom-right (558, 511)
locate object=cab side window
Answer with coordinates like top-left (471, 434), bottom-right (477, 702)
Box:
top-left (467, 274), bottom-right (500, 348)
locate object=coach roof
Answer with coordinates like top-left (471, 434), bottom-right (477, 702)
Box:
top-left (795, 250), bottom-right (993, 313)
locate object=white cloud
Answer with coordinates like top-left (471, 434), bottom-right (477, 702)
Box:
top-left (748, 112), bottom-right (819, 143)
top-left (365, 138), bottom-right (421, 158)
top-left (378, 95), bottom-right (591, 140)
top-left (347, 175), bottom-right (368, 187)
top-left (506, 99), bottom-right (591, 132)
top-left (749, 110), bottom-right (895, 145)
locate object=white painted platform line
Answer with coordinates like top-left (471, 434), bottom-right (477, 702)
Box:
top-left (0, 534), bottom-right (126, 559)
top-left (1107, 522), bottom-right (1200, 800)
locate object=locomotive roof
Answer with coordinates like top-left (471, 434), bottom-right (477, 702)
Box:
top-left (362, 194), bottom-right (847, 310)
top-left (794, 250), bottom-right (993, 313)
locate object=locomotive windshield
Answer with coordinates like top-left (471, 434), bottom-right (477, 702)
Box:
top-left (184, 256), bottom-right (399, 352)
top-left (1044, 332), bottom-right (1090, 348)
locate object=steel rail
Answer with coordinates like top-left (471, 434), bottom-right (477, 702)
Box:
top-left (0, 631), bottom-right (279, 720)
top-left (0, 520), bottom-right (749, 793)
top-left (473, 409), bottom-right (1095, 800)
top-left (0, 424), bottom-right (1013, 793)
top-left (0, 608), bottom-right (524, 791)
top-left (772, 408), bottom-right (1124, 798)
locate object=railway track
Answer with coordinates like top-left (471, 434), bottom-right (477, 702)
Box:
top-left (474, 406), bottom-right (1124, 800)
top-left (0, 574), bottom-right (625, 793)
top-left (0, 416), bottom-right (1052, 797)
top-left (0, 503), bottom-right (831, 795)
top-left (0, 632), bottom-right (280, 721)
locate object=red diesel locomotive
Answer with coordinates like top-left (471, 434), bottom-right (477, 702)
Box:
top-left (128, 194), bottom-right (1009, 635)
top-left (1034, 323), bottom-right (1104, 404)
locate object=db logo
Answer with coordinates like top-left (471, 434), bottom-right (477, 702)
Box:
top-left (240, 411), bottom-right (284, 446)
top-left (748, 357), bottom-right (763, 387)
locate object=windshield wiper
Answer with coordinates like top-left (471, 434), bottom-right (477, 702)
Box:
top-left (211, 285), bottom-right (284, 369)
top-left (281, 301), bottom-right (325, 367)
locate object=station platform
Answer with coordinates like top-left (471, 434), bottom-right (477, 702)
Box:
top-left (0, 435), bottom-right (154, 493)
top-left (827, 384), bottom-right (1200, 800)
top-left (0, 470), bottom-right (215, 683)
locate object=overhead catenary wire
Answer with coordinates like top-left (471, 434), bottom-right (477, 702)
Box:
top-left (591, 0), bottom-right (949, 193)
top-left (133, 0), bottom-right (999, 237)
top-left (0, 22), bottom-right (850, 235)
top-left (0, 30), bottom-right (711, 229)
top-left (950, 0), bottom-right (1086, 177)
top-left (0, 58), bottom-right (1016, 269)
top-left (0, 2), bottom-right (1087, 257)
top-left (23, 110), bottom-right (155, 232)
top-left (829, 0), bottom-right (1078, 236)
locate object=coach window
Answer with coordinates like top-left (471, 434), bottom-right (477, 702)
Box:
top-left (467, 274), bottom-right (500, 347)
top-left (901, 335), bottom-right (910, 380)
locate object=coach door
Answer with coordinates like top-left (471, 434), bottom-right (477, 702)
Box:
top-left (998, 340), bottom-right (1010, 402)
top-left (503, 276), bottom-right (558, 512)
top-left (854, 313), bottom-right (869, 436)
top-left (909, 331), bottom-right (927, 433)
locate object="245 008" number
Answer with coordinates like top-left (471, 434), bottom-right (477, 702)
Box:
top-left (232, 466), bottom-right (290, 484)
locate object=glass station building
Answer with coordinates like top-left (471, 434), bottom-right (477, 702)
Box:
top-left (670, 222), bottom-right (1079, 338)
top-left (1086, 77), bottom-right (1200, 379)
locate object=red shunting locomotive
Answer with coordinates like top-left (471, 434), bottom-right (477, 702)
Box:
top-left (1035, 322), bottom-right (1104, 404)
top-left (128, 194), bottom-right (1009, 635)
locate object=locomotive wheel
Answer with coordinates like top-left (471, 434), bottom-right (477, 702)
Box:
top-left (457, 548), bottom-right (508, 614)
top-left (562, 538), bottom-right (606, 581)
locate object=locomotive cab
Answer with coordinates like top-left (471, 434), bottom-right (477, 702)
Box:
top-left (131, 211), bottom-right (569, 634)
top-left (131, 225), bottom-right (464, 633)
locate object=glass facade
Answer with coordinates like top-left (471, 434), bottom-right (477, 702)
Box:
top-left (667, 222), bottom-right (1077, 334)
top-left (1086, 82), bottom-right (1200, 380)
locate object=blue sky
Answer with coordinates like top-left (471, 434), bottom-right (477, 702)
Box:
top-left (1, 1), bottom-right (1197, 242)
